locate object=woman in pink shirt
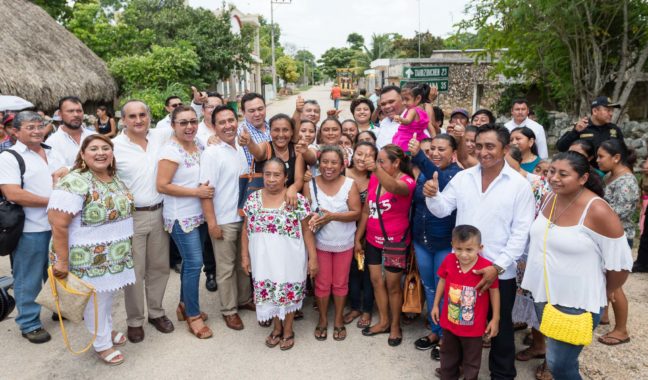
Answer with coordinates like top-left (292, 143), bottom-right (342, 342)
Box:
top-left (355, 144), bottom-right (415, 347)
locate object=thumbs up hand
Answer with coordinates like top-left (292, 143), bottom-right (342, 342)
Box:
top-left (408, 133), bottom-right (420, 156)
top-left (295, 135), bottom-right (308, 154)
top-left (196, 180), bottom-right (215, 199)
top-left (296, 96), bottom-right (305, 113)
top-left (238, 125), bottom-right (251, 146)
top-left (191, 86), bottom-right (208, 105)
top-left (422, 171), bottom-right (439, 198)
top-left (452, 123), bottom-right (465, 138)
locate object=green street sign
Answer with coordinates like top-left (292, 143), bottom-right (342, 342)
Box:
top-left (402, 66), bottom-right (449, 80)
top-left (400, 79), bottom-right (449, 92)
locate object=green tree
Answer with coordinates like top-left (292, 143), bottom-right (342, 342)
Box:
top-left (295, 50), bottom-right (316, 84)
top-left (276, 55), bottom-right (300, 85)
top-left (259, 16), bottom-right (284, 64)
top-left (392, 31), bottom-right (444, 58)
top-left (346, 33), bottom-right (365, 50)
top-left (318, 47), bottom-right (358, 79)
top-left (459, 0), bottom-right (648, 116)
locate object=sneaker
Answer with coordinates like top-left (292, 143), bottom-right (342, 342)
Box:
top-left (22, 327), bottom-right (51, 344)
top-left (431, 344), bottom-right (441, 361)
top-left (414, 336), bottom-right (438, 350)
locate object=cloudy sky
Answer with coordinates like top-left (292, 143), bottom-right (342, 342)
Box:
top-left (188, 0), bottom-right (471, 58)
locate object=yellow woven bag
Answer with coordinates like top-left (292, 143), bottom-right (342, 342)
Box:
top-left (538, 195), bottom-right (593, 346)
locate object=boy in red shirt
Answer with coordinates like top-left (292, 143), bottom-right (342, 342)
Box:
top-left (432, 225), bottom-right (500, 380)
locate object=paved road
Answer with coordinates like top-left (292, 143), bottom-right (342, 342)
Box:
top-left (0, 86), bottom-right (540, 380)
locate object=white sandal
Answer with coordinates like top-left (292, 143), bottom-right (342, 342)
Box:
top-left (112, 331), bottom-right (126, 346)
top-left (97, 349), bottom-right (124, 366)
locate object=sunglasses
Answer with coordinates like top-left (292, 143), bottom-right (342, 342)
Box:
top-left (170, 103), bottom-right (183, 108)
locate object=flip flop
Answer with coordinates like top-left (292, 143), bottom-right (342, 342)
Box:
top-left (343, 310), bottom-right (361, 325)
top-left (515, 347), bottom-right (546, 361)
top-left (265, 330), bottom-right (282, 348)
top-left (96, 349), bottom-right (124, 366)
top-left (314, 325), bottom-right (327, 341)
top-left (111, 331), bottom-right (126, 346)
top-left (597, 335), bottom-right (630, 346)
top-left (333, 326), bottom-right (347, 341)
top-left (357, 315), bottom-right (371, 329)
top-left (280, 334), bottom-right (295, 351)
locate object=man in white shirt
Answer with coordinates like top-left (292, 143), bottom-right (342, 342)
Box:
top-left (504, 99), bottom-right (549, 159)
top-left (199, 105), bottom-right (253, 331)
top-left (424, 124), bottom-right (535, 380)
top-left (375, 85), bottom-right (405, 149)
top-left (193, 92), bottom-right (224, 146)
top-left (45, 97), bottom-right (95, 166)
top-left (155, 96), bottom-right (184, 131)
top-left (113, 100), bottom-right (174, 343)
top-left (0, 111), bottom-right (66, 344)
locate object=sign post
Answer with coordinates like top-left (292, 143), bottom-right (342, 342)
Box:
top-left (401, 66), bottom-right (450, 92)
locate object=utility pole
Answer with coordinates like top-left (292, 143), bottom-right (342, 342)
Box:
top-left (270, 0), bottom-right (292, 95)
top-left (418, 0), bottom-right (421, 58)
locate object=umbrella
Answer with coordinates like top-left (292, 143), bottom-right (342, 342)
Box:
top-left (0, 95), bottom-right (34, 111)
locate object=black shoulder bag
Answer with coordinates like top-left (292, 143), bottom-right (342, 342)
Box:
top-left (0, 150), bottom-right (26, 256)
top-left (375, 184), bottom-right (408, 270)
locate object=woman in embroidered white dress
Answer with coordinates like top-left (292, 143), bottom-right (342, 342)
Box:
top-left (49, 135), bottom-right (135, 366)
top-left (157, 106), bottom-right (214, 339)
top-left (241, 158), bottom-right (318, 351)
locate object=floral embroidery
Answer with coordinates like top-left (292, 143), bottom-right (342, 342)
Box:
top-left (164, 214), bottom-right (204, 233)
top-left (253, 278), bottom-right (306, 306)
top-left (243, 191), bottom-right (310, 239)
top-left (170, 139), bottom-right (204, 168)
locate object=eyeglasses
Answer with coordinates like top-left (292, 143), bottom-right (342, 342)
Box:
top-left (175, 119), bottom-right (199, 127)
top-left (23, 124), bottom-right (48, 132)
top-left (170, 103), bottom-right (183, 108)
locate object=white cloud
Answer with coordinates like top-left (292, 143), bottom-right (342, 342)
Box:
top-left (188, 0), bottom-right (469, 58)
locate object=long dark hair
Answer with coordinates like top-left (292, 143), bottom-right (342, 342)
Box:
top-left (552, 151), bottom-right (604, 197)
top-left (73, 134), bottom-right (117, 177)
top-left (349, 141), bottom-right (378, 177)
top-left (511, 126), bottom-right (539, 156)
top-left (381, 144), bottom-right (414, 178)
top-left (598, 139), bottom-right (637, 170)
top-left (570, 139), bottom-right (596, 159)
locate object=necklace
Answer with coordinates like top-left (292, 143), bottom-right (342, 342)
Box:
top-left (549, 188), bottom-right (584, 228)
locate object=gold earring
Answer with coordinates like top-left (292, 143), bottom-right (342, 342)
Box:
top-left (81, 160), bottom-right (87, 169)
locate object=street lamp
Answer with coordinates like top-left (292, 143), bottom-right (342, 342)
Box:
top-left (271, 0), bottom-right (292, 95)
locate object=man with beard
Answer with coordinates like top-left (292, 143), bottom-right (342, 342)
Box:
top-left (424, 124), bottom-right (535, 380)
top-left (45, 97), bottom-right (95, 166)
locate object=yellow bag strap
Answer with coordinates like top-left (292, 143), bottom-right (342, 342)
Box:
top-left (542, 194), bottom-right (558, 305)
top-left (48, 266), bottom-right (98, 355)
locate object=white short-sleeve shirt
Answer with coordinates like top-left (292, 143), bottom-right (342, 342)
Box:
top-left (199, 141), bottom-right (249, 225)
top-left (45, 126), bottom-right (96, 167)
top-left (0, 141), bottom-right (65, 232)
top-left (504, 118), bottom-right (549, 159)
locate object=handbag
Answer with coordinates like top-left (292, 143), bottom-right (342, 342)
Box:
top-left (35, 266), bottom-right (98, 354)
top-left (375, 184), bottom-right (409, 270)
top-left (0, 276), bottom-right (15, 322)
top-left (402, 247), bottom-right (424, 314)
top-left (0, 150), bottom-right (26, 256)
top-left (538, 194), bottom-right (593, 346)
top-left (238, 143), bottom-right (272, 216)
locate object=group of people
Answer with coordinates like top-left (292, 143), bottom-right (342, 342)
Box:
top-left (0, 84), bottom-right (642, 380)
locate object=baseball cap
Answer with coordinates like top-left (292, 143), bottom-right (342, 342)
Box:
top-left (591, 96), bottom-right (620, 109)
top-left (450, 108), bottom-right (469, 120)
top-left (1, 114), bottom-right (14, 126)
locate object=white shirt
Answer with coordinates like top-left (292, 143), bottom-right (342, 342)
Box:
top-left (196, 121), bottom-right (215, 147)
top-left (113, 129), bottom-right (170, 207)
top-left (199, 141), bottom-right (249, 225)
top-left (310, 177), bottom-right (357, 252)
top-left (45, 127), bottom-right (96, 167)
top-left (0, 141), bottom-right (65, 232)
top-left (504, 118), bottom-right (549, 159)
top-left (425, 162), bottom-right (535, 279)
top-left (155, 114), bottom-right (172, 131)
top-left (375, 111), bottom-right (405, 149)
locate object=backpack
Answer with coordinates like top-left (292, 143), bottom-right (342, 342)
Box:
top-left (0, 149), bottom-right (26, 256)
top-left (0, 276), bottom-right (15, 321)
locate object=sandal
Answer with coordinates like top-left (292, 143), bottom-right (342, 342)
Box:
top-left (516, 347), bottom-right (546, 361)
top-left (514, 322), bottom-right (528, 331)
top-left (523, 332), bottom-right (533, 346)
top-left (294, 310), bottom-right (304, 320)
top-left (280, 334), bottom-right (295, 351)
top-left (111, 331), bottom-right (126, 347)
top-left (176, 303), bottom-right (208, 322)
top-left (258, 319), bottom-right (272, 328)
top-left (333, 326), bottom-right (347, 341)
top-left (314, 325), bottom-right (327, 341)
top-left (535, 360), bottom-right (553, 380)
top-left (357, 314), bottom-right (371, 329)
top-left (265, 330), bottom-right (282, 348)
top-left (343, 310), bottom-right (361, 325)
top-left (187, 316), bottom-right (213, 339)
top-left (598, 334), bottom-right (631, 346)
top-left (96, 349), bottom-right (124, 366)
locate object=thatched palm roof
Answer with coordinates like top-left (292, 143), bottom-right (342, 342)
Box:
top-left (0, 0), bottom-right (117, 111)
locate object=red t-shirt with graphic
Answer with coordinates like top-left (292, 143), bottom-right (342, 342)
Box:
top-left (365, 174), bottom-right (415, 248)
top-left (438, 254), bottom-right (498, 337)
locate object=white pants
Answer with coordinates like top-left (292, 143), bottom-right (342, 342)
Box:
top-left (84, 290), bottom-right (116, 351)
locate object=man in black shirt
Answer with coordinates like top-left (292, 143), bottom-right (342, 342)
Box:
top-left (556, 96), bottom-right (624, 167)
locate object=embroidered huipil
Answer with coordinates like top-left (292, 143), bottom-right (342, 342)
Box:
top-left (47, 170), bottom-right (136, 292)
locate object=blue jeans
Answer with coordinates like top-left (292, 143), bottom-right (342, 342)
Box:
top-left (333, 99), bottom-right (340, 110)
top-left (11, 231), bottom-right (50, 333)
top-left (413, 241), bottom-right (451, 337)
top-left (170, 222), bottom-right (206, 317)
top-left (534, 302), bottom-right (602, 380)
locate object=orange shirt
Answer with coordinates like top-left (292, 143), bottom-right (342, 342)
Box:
top-left (331, 86), bottom-right (341, 99)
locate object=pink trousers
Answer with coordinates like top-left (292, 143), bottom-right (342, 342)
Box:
top-left (314, 248), bottom-right (353, 297)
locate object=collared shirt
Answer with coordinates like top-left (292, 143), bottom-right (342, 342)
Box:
top-left (238, 118), bottom-right (270, 166)
top-left (196, 121), bottom-right (215, 147)
top-left (113, 128), bottom-right (170, 207)
top-left (0, 141), bottom-right (65, 232)
top-left (199, 141), bottom-right (249, 225)
top-left (0, 137), bottom-right (13, 152)
top-left (504, 118), bottom-right (549, 159)
top-left (555, 119), bottom-right (624, 169)
top-left (425, 162), bottom-right (535, 280)
top-left (375, 111), bottom-right (405, 149)
top-left (155, 114), bottom-right (172, 131)
top-left (45, 126), bottom-right (95, 167)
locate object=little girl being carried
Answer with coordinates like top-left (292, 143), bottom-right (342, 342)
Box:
top-left (392, 83), bottom-right (430, 153)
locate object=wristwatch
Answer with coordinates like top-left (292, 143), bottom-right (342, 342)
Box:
top-left (492, 264), bottom-right (505, 275)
